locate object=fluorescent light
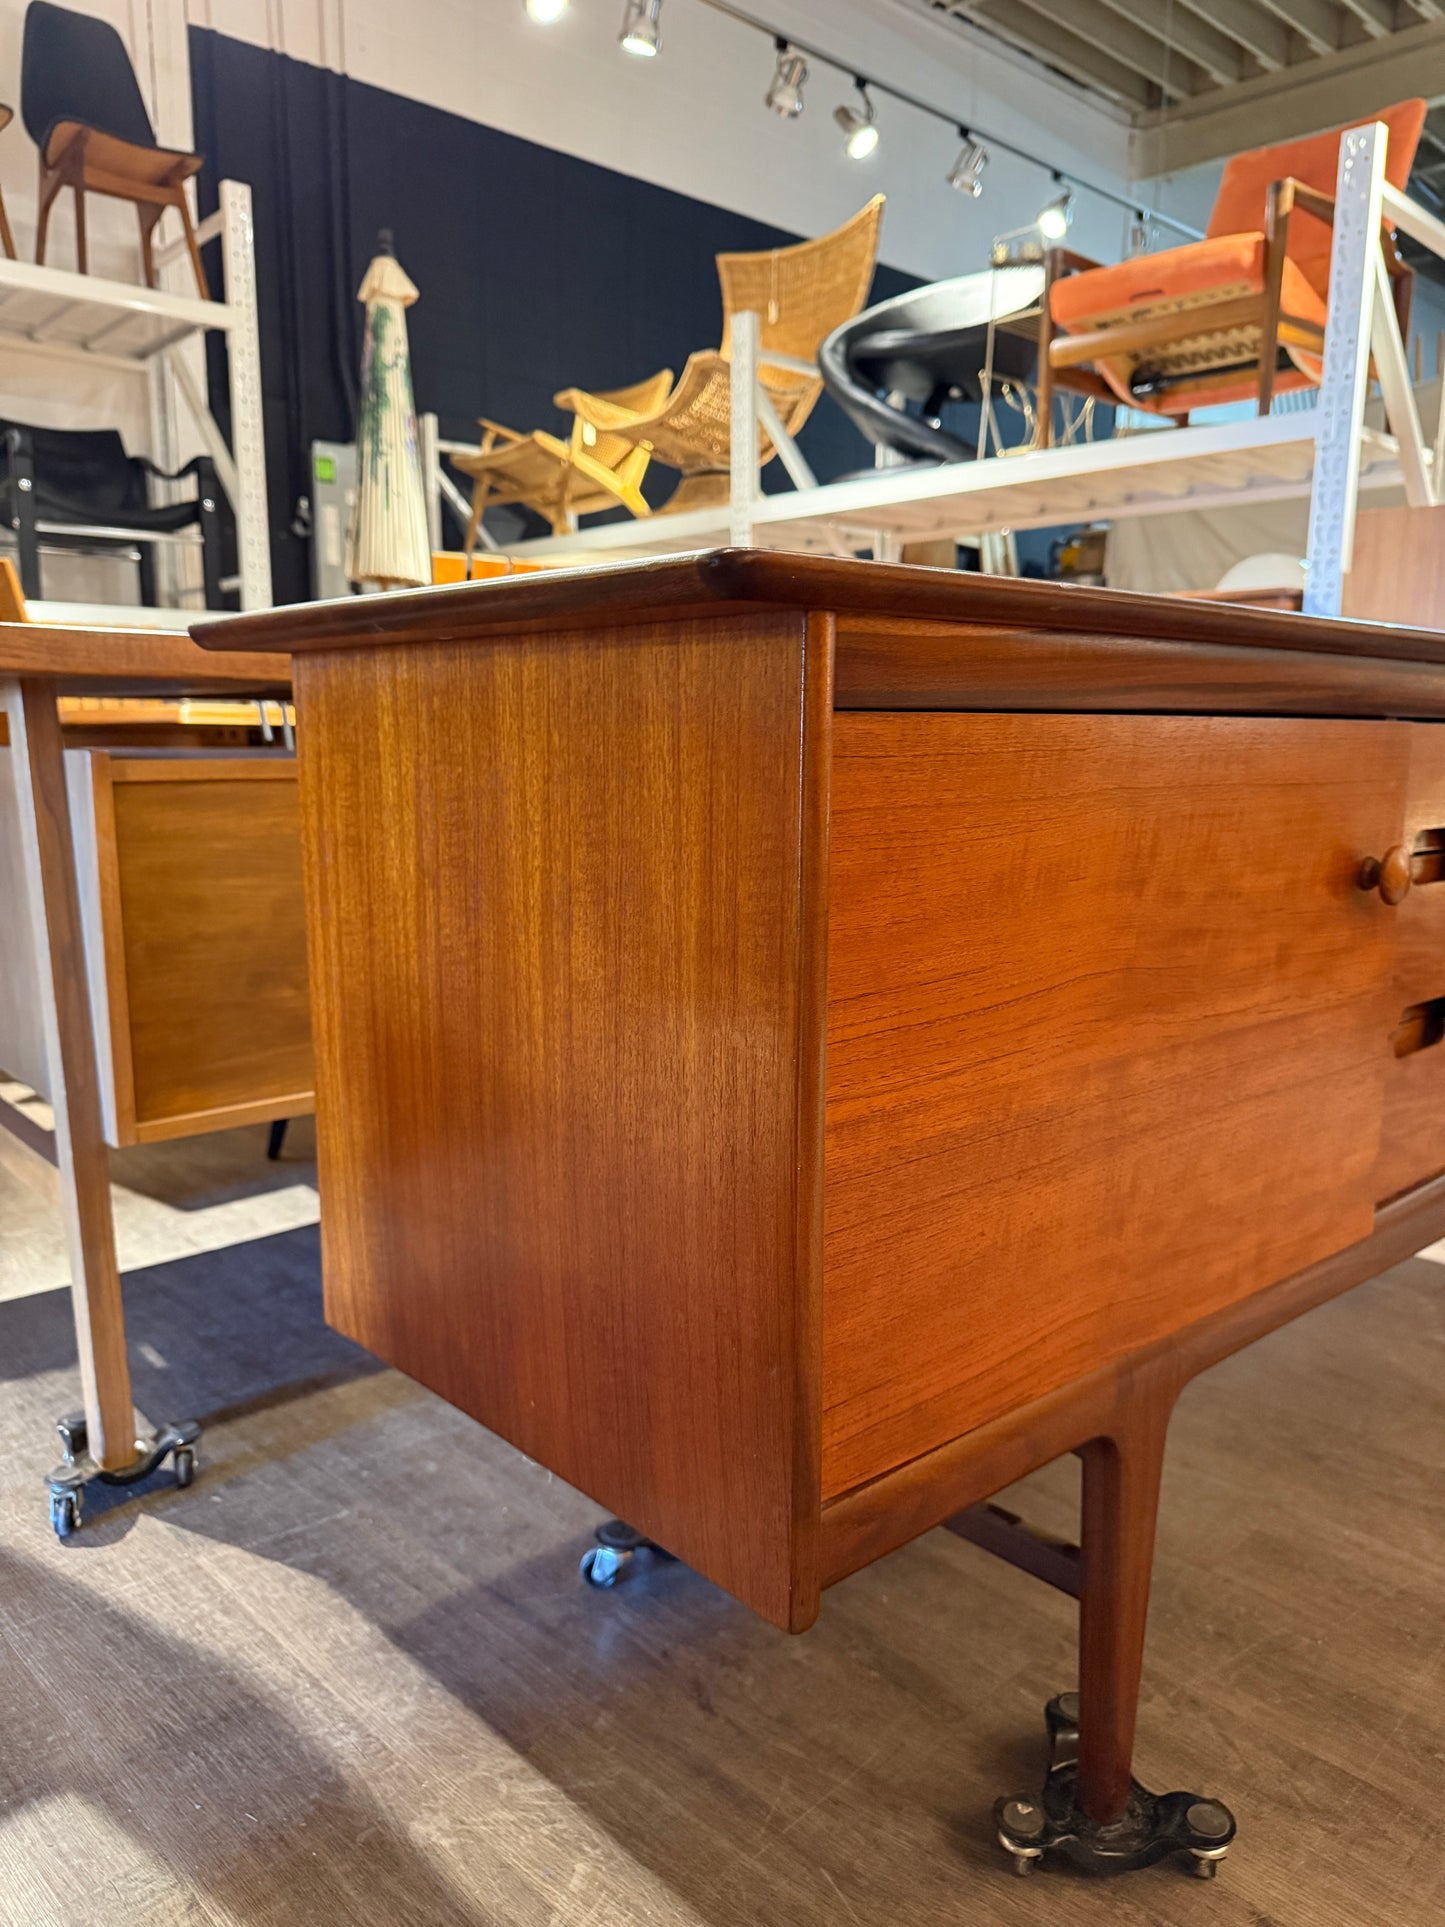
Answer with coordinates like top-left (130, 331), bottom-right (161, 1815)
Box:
top-left (1037, 180), bottom-right (1074, 240)
top-left (620, 0), bottom-right (662, 56)
top-left (525, 0), bottom-right (568, 19)
top-left (766, 41), bottom-right (808, 118)
top-left (834, 84), bottom-right (878, 161)
top-left (947, 132), bottom-right (988, 198)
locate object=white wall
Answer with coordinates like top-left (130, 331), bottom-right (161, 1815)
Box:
top-left (183, 0), bottom-right (1136, 276)
top-left (0, 0), bottom-right (1136, 288)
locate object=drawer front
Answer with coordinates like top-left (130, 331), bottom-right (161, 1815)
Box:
top-left (823, 714), bottom-right (1408, 1499)
top-left (1377, 724), bottom-right (1445, 1202)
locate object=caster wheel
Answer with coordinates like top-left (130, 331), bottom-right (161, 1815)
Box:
top-left (173, 1445), bottom-right (197, 1489)
top-left (50, 1491), bottom-right (81, 1538)
top-left (580, 1545), bottom-right (631, 1588)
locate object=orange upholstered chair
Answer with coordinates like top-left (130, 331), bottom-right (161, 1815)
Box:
top-left (1041, 100), bottom-right (1427, 439)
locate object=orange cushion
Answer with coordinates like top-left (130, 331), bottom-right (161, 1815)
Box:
top-left (1208, 99), bottom-right (1425, 302)
top-left (1051, 234), bottom-right (1325, 414)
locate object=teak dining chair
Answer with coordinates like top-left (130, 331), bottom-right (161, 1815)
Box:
top-left (452, 369), bottom-right (676, 543)
top-left (22, 0), bottom-right (210, 298)
top-left (1040, 101), bottom-right (1427, 443)
top-left (564, 196), bottom-right (885, 512)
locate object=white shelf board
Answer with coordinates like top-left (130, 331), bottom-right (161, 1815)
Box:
top-left (504, 415), bottom-right (1406, 566)
top-left (0, 255), bottom-right (236, 363)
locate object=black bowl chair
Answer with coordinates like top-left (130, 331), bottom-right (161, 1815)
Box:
top-left (22, 0), bottom-right (209, 296)
top-left (2, 419), bottom-right (223, 609)
top-left (819, 264), bottom-right (1045, 467)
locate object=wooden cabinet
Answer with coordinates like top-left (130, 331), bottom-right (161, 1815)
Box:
top-left (202, 552), bottom-right (1445, 1853)
top-left (0, 748), bottom-right (312, 1146)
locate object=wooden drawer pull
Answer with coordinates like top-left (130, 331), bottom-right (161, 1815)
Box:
top-left (1359, 845), bottom-right (1412, 905)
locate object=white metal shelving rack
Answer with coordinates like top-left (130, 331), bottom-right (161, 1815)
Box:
top-left (500, 123), bottom-right (1443, 614)
top-left (0, 179), bottom-right (270, 626)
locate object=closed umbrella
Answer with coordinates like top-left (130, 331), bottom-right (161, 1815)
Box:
top-left (346, 231), bottom-right (432, 591)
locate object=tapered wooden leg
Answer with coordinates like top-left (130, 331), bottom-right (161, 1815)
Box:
top-left (177, 193), bottom-right (210, 301)
top-left (138, 205), bottom-right (159, 289)
top-left (3, 676), bottom-right (135, 1469)
top-left (0, 186), bottom-right (15, 262)
top-left (35, 162), bottom-right (55, 266)
top-left (1076, 1395), bottom-right (1172, 1825)
top-left (72, 186), bottom-right (88, 275)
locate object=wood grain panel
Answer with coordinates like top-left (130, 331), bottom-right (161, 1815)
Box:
top-left (105, 759), bottom-right (312, 1140)
top-left (1376, 723), bottom-right (1445, 1201)
top-left (292, 613), bottom-right (832, 1631)
top-left (822, 713), bottom-right (1408, 1499)
top-left (1343, 505), bottom-right (1445, 632)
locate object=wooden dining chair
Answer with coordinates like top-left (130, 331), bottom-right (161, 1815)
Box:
top-left (564, 197), bottom-right (885, 512)
top-left (1040, 101), bottom-right (1427, 444)
top-left (22, 0), bottom-right (210, 298)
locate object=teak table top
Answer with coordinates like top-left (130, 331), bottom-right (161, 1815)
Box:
top-left (195, 549), bottom-right (1445, 666)
top-left (1, 619), bottom-right (291, 689)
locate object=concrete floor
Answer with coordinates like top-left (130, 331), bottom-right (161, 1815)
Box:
top-left (1, 1122), bottom-right (1443, 1926)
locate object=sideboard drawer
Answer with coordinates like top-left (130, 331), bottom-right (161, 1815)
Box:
top-left (823, 714), bottom-right (1409, 1498)
top-left (1377, 724), bottom-right (1445, 1201)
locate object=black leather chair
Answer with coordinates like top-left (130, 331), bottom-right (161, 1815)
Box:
top-left (819, 264), bottom-right (1045, 467)
top-left (2, 419), bottom-right (223, 608)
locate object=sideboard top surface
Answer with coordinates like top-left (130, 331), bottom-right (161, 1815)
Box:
top-left (194, 549), bottom-right (1445, 668)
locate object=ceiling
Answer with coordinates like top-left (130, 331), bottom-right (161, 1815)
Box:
top-left (908, 0), bottom-right (1445, 188)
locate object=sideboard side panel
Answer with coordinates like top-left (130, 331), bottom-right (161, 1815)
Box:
top-left (295, 613), bottom-right (829, 1631)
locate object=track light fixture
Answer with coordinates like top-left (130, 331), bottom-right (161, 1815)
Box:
top-left (947, 129), bottom-right (988, 198)
top-left (620, 0), bottom-right (662, 57)
top-left (1037, 176), bottom-right (1074, 240)
top-left (765, 38), bottom-right (807, 117)
top-left (525, 0), bottom-right (568, 20)
top-left (834, 80), bottom-right (879, 161)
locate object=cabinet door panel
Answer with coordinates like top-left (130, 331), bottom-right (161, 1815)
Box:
top-left (824, 714), bottom-right (1407, 1498)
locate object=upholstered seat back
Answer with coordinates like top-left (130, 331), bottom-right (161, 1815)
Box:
top-left (1206, 99), bottom-right (1427, 300)
top-left (21, 0), bottom-right (157, 153)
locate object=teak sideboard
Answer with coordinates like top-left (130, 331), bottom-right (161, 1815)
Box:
top-left (201, 552), bottom-right (1445, 1877)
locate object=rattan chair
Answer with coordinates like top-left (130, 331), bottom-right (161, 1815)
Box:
top-left (452, 368), bottom-right (675, 542)
top-left (566, 197), bottom-right (884, 512)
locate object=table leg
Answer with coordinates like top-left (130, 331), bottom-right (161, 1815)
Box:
top-left (5, 675), bottom-right (135, 1465)
top-left (993, 1371), bottom-right (1236, 1877)
top-left (3, 676), bottom-right (200, 1532)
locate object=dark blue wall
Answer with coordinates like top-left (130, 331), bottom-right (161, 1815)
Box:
top-left (189, 27), bottom-right (917, 603)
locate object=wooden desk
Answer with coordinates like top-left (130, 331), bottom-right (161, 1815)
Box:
top-left (0, 623), bottom-right (297, 1515)
top-left (200, 553), bottom-right (1445, 1877)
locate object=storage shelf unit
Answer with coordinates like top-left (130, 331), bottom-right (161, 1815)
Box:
top-left (0, 180), bottom-right (270, 625)
top-left (505, 414), bottom-right (1409, 567)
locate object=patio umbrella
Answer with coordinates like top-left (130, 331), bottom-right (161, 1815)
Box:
top-left (346, 231), bottom-right (432, 591)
